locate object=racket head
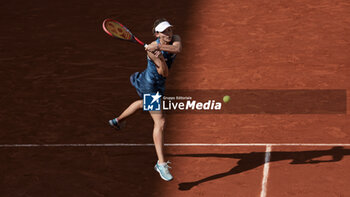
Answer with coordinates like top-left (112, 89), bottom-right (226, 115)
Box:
top-left (102, 19), bottom-right (133, 41)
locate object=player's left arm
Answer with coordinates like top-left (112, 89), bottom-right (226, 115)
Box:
top-left (158, 35), bottom-right (181, 54)
top-left (146, 35), bottom-right (181, 54)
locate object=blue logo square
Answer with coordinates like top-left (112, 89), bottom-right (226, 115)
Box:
top-left (143, 92), bottom-right (161, 111)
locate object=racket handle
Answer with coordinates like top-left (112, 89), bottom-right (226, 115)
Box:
top-left (144, 44), bottom-right (148, 48)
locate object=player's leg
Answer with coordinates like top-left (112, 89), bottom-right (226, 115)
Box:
top-left (117, 99), bottom-right (143, 121)
top-left (150, 110), bottom-right (166, 162)
top-left (109, 99), bottom-right (143, 129)
top-left (150, 110), bottom-right (173, 181)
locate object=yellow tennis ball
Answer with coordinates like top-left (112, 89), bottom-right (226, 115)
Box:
top-left (223, 95), bottom-right (230, 103)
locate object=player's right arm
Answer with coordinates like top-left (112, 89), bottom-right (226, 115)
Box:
top-left (147, 51), bottom-right (168, 77)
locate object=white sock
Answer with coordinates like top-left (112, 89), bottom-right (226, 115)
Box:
top-left (158, 161), bottom-right (167, 166)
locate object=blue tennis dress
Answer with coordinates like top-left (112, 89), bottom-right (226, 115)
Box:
top-left (130, 38), bottom-right (176, 98)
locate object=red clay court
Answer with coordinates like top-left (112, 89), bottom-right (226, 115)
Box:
top-left (1, 0), bottom-right (350, 196)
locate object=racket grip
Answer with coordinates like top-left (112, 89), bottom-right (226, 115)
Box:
top-left (144, 44), bottom-right (148, 48)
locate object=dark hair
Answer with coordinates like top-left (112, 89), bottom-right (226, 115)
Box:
top-left (152, 18), bottom-right (169, 34)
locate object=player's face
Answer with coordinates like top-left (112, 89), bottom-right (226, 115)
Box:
top-left (158, 27), bottom-right (173, 43)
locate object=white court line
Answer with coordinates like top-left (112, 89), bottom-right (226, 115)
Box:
top-left (0, 143), bottom-right (350, 148)
top-left (260, 145), bottom-right (272, 197)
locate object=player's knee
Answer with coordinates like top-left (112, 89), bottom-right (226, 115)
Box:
top-left (155, 118), bottom-right (166, 129)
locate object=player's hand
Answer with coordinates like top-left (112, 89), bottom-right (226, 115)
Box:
top-left (153, 51), bottom-right (162, 57)
top-left (153, 50), bottom-right (165, 60)
top-left (145, 43), bottom-right (159, 52)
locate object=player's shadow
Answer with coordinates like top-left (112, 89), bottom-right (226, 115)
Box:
top-left (167, 146), bottom-right (350, 191)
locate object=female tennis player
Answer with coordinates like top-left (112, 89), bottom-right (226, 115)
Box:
top-left (109, 18), bottom-right (181, 181)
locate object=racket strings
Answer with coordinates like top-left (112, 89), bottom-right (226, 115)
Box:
top-left (106, 22), bottom-right (132, 40)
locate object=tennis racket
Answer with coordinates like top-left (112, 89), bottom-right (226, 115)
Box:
top-left (102, 19), bottom-right (147, 48)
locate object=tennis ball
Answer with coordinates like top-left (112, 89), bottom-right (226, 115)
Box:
top-left (223, 95), bottom-right (230, 103)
